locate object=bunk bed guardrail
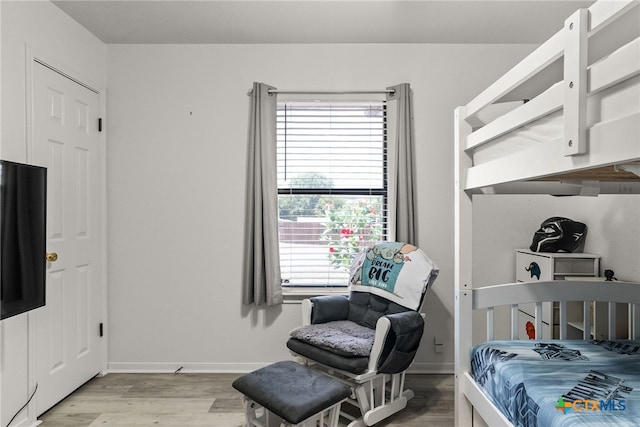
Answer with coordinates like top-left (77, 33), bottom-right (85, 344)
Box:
top-left (458, 0), bottom-right (640, 193)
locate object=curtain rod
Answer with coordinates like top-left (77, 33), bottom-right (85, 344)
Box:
top-left (268, 89), bottom-right (395, 95)
top-left (248, 88), bottom-right (395, 96)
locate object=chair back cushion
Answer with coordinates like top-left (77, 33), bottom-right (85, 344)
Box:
top-left (349, 242), bottom-right (438, 311)
top-left (347, 291), bottom-right (408, 329)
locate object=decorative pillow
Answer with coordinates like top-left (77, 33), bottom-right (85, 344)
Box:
top-left (349, 242), bottom-right (439, 311)
top-left (290, 320), bottom-right (375, 357)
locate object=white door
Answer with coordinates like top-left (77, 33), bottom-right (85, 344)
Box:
top-left (31, 62), bottom-right (104, 415)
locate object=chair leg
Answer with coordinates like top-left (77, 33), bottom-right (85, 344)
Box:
top-left (348, 373), bottom-right (415, 426)
top-left (363, 396), bottom-right (409, 426)
top-left (241, 396), bottom-right (284, 427)
top-left (292, 359), bottom-right (416, 426)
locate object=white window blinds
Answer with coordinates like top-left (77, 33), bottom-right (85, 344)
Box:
top-left (277, 101), bottom-right (388, 288)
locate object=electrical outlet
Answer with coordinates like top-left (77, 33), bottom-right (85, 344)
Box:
top-left (434, 337), bottom-right (444, 353)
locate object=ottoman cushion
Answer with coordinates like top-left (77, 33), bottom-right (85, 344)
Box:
top-left (232, 360), bottom-right (351, 425)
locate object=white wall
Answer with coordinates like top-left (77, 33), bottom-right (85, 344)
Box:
top-left (474, 195), bottom-right (640, 286)
top-left (0, 1), bottom-right (106, 425)
top-left (106, 43), bottom-right (541, 373)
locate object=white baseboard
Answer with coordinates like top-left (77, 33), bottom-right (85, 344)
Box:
top-left (107, 362), bottom-right (275, 373)
top-left (408, 362), bottom-right (454, 374)
top-left (107, 361), bottom-right (454, 374)
top-left (9, 416), bottom-right (40, 427)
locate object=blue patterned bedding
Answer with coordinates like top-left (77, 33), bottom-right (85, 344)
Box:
top-left (471, 340), bottom-right (640, 426)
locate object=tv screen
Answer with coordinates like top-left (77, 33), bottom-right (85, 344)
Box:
top-left (0, 160), bottom-right (47, 320)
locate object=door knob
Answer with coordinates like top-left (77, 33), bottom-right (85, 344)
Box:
top-left (46, 252), bottom-right (58, 262)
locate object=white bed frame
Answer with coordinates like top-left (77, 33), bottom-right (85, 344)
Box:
top-left (456, 281), bottom-right (640, 427)
top-left (454, 1), bottom-right (640, 426)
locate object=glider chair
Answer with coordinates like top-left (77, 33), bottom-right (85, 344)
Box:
top-left (287, 242), bottom-right (438, 427)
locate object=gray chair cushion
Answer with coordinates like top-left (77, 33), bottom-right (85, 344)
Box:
top-left (347, 291), bottom-right (409, 329)
top-left (232, 360), bottom-right (351, 424)
top-left (290, 320), bottom-right (375, 357)
top-left (293, 291), bottom-right (424, 375)
top-left (309, 295), bottom-right (350, 324)
top-left (286, 338), bottom-right (370, 374)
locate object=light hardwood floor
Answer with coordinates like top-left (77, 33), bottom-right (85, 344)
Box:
top-left (39, 372), bottom-right (454, 426)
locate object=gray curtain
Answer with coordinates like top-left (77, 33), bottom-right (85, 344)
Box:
top-left (387, 83), bottom-right (417, 245)
top-left (242, 82), bottom-right (283, 306)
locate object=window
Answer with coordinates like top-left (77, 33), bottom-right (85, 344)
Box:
top-left (277, 100), bottom-right (388, 291)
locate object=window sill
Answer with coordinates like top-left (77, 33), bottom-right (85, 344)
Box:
top-left (282, 288), bottom-right (349, 304)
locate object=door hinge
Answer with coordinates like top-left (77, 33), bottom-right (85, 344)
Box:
top-left (99, 322), bottom-right (104, 337)
top-left (98, 118), bottom-right (103, 132)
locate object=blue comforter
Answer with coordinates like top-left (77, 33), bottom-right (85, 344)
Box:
top-left (471, 340), bottom-right (640, 426)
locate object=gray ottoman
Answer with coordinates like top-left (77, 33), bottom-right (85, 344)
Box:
top-left (233, 360), bottom-right (351, 427)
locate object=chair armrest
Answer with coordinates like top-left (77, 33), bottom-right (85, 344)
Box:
top-left (369, 311), bottom-right (425, 374)
top-left (368, 317), bottom-right (392, 372)
top-left (304, 295), bottom-right (350, 325)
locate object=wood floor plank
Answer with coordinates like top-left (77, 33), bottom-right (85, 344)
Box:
top-left (88, 412), bottom-right (246, 426)
top-left (47, 397), bottom-right (216, 415)
top-left (39, 373), bottom-right (454, 426)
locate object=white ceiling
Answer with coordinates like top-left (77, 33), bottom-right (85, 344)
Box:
top-left (51, 0), bottom-right (596, 44)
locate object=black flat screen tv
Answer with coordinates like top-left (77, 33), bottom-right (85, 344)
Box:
top-left (0, 160), bottom-right (47, 320)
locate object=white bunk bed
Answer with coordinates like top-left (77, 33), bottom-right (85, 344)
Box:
top-left (454, 0), bottom-right (640, 426)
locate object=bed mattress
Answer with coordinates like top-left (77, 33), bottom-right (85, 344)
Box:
top-left (471, 339), bottom-right (640, 426)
